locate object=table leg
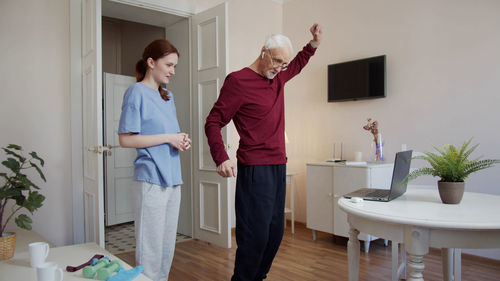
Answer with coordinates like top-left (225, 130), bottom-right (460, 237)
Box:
top-left (407, 254), bottom-right (425, 281)
top-left (312, 230), bottom-right (317, 241)
top-left (348, 227), bottom-right (360, 281)
top-left (400, 243), bottom-right (407, 280)
top-left (442, 248), bottom-right (453, 281)
top-left (454, 249), bottom-right (461, 281)
top-left (405, 227), bottom-right (429, 281)
top-left (442, 248), bottom-right (462, 281)
top-left (391, 242), bottom-right (399, 281)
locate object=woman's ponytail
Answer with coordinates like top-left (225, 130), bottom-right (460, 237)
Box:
top-left (135, 58), bottom-right (147, 82)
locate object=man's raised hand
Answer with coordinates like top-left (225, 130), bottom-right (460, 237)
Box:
top-left (310, 23), bottom-right (322, 46)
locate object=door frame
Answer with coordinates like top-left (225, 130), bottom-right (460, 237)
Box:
top-left (70, 0), bottom-right (195, 244)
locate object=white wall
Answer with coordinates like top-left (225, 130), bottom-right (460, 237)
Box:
top-left (0, 0), bottom-right (73, 246)
top-left (283, 0), bottom-right (500, 259)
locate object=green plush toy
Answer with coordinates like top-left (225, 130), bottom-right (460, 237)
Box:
top-left (82, 258), bottom-right (110, 279)
top-left (97, 260), bottom-right (122, 280)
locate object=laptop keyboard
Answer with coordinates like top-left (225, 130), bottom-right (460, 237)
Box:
top-left (365, 189), bottom-right (390, 198)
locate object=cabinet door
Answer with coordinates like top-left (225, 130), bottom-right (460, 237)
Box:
top-left (306, 165), bottom-right (334, 234)
top-left (333, 167), bottom-right (369, 238)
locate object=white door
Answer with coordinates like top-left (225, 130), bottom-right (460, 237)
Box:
top-left (191, 2), bottom-right (231, 248)
top-left (103, 73), bottom-right (136, 226)
top-left (82, 0), bottom-right (105, 247)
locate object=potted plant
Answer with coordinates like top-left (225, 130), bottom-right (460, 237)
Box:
top-left (0, 144), bottom-right (46, 260)
top-left (405, 139), bottom-right (499, 204)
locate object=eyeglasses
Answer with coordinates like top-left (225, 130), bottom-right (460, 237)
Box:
top-left (266, 49), bottom-right (288, 71)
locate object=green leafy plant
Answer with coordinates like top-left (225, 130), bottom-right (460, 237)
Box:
top-left (406, 138), bottom-right (500, 183)
top-left (0, 144), bottom-right (46, 235)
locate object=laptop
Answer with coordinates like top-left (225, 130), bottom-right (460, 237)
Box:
top-left (343, 150), bottom-right (413, 202)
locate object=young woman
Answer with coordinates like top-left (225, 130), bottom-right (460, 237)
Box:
top-left (118, 39), bottom-right (191, 281)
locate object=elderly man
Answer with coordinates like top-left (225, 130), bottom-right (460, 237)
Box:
top-left (205, 24), bottom-right (322, 281)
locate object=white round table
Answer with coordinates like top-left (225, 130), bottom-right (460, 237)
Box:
top-left (339, 188), bottom-right (500, 281)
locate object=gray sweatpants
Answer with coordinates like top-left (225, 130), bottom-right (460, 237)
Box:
top-left (134, 181), bottom-right (181, 281)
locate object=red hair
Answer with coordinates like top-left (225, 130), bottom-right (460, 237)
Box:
top-left (135, 39), bottom-right (179, 101)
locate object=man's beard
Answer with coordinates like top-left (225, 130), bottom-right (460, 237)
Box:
top-left (264, 70), bottom-right (278, 79)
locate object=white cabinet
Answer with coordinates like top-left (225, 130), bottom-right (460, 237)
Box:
top-left (306, 162), bottom-right (393, 248)
top-left (306, 165), bottom-right (335, 234)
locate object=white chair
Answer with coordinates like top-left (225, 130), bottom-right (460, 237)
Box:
top-left (391, 242), bottom-right (406, 281)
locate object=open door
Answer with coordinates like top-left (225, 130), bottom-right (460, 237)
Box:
top-left (82, 0), bottom-right (105, 247)
top-left (103, 73), bottom-right (136, 226)
top-left (191, 2), bottom-right (231, 248)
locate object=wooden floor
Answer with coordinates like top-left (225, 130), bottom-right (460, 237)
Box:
top-left (116, 222), bottom-right (500, 280)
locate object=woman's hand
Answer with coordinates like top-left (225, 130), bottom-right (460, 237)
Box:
top-left (168, 133), bottom-right (192, 151)
top-left (181, 134), bottom-right (192, 151)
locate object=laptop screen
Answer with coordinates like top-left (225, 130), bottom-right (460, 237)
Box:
top-left (388, 150), bottom-right (413, 200)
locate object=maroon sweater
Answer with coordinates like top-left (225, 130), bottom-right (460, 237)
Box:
top-left (205, 43), bottom-right (317, 166)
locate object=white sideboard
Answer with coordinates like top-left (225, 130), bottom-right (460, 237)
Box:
top-left (306, 162), bottom-right (393, 251)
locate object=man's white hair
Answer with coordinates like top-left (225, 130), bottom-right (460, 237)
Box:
top-left (264, 34), bottom-right (293, 54)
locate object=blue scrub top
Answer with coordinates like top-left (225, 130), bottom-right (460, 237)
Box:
top-left (118, 82), bottom-right (183, 187)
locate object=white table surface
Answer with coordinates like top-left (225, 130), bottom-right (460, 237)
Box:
top-left (339, 188), bottom-right (500, 281)
top-left (0, 229), bottom-right (151, 281)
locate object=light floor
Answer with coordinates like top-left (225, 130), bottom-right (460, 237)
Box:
top-left (105, 222), bottom-right (192, 254)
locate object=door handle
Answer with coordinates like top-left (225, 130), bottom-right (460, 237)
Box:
top-left (86, 145), bottom-right (103, 154)
top-left (104, 145), bottom-right (120, 150)
top-left (86, 145), bottom-right (120, 155)
top-left (102, 145), bottom-right (120, 156)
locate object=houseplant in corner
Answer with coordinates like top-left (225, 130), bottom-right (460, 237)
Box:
top-left (406, 138), bottom-right (499, 204)
top-left (0, 144), bottom-right (46, 260)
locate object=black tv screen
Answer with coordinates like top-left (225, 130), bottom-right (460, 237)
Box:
top-left (328, 55), bottom-right (386, 102)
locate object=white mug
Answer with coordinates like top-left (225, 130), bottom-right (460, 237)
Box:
top-left (37, 262), bottom-right (63, 281)
top-left (354, 151), bottom-right (363, 162)
top-left (29, 242), bottom-right (50, 267)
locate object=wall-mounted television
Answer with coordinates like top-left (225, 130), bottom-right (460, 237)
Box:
top-left (328, 55), bottom-right (386, 102)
